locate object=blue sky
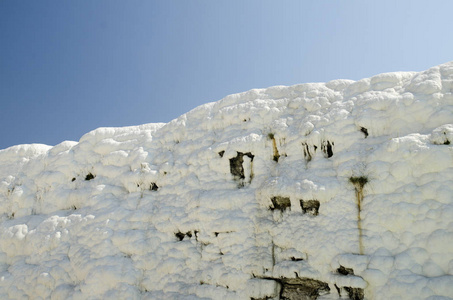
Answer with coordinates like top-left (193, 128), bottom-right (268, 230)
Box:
top-left (1, 1), bottom-right (452, 150)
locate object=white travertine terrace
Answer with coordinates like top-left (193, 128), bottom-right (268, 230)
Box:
top-left (1, 62), bottom-right (453, 299)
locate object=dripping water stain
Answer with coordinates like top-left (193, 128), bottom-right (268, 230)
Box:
top-left (349, 176), bottom-right (368, 255)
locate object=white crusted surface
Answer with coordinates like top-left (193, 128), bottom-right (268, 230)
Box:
top-left (1, 62), bottom-right (453, 299)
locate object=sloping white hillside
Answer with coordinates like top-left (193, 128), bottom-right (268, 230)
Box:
top-left (1, 62), bottom-right (453, 300)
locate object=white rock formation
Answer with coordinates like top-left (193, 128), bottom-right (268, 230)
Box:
top-left (1, 62), bottom-right (453, 299)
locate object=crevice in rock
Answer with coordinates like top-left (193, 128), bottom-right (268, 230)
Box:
top-left (229, 152), bottom-right (254, 187)
top-left (433, 131), bottom-right (451, 145)
top-left (337, 266), bottom-right (354, 276)
top-left (334, 284), bottom-right (341, 296)
top-left (175, 232), bottom-right (185, 241)
top-left (175, 231), bottom-right (192, 241)
top-left (85, 173), bottom-right (95, 181)
top-left (271, 241), bottom-right (275, 267)
top-left (360, 127), bottom-right (368, 138)
top-left (268, 133), bottom-right (281, 162)
top-left (443, 131), bottom-right (450, 145)
top-left (336, 266), bottom-right (364, 300)
top-left (257, 277), bottom-right (330, 300)
top-left (149, 182), bottom-right (159, 191)
top-left (270, 196), bottom-right (291, 212)
top-left (290, 257), bottom-right (304, 261)
top-left (300, 200), bottom-right (320, 216)
top-left (302, 142), bottom-right (312, 163)
top-left (344, 286), bottom-right (364, 300)
top-left (214, 231), bottom-right (233, 237)
top-left (321, 140), bottom-right (334, 158)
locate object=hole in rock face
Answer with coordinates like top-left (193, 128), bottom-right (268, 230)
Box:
top-left (175, 232), bottom-right (185, 241)
top-left (349, 176), bottom-right (368, 189)
top-left (432, 131), bottom-right (451, 145)
top-left (300, 200), bottom-right (320, 216)
top-left (229, 152), bottom-right (254, 179)
top-left (337, 266), bottom-right (354, 276)
top-left (71, 177), bottom-right (76, 182)
top-left (218, 150), bottom-right (225, 157)
top-left (175, 231), bottom-right (193, 241)
top-left (230, 154), bottom-right (245, 179)
top-left (344, 287), bottom-right (364, 300)
top-left (270, 196), bottom-right (291, 212)
top-left (442, 131), bottom-right (451, 144)
top-left (229, 152), bottom-right (254, 187)
top-left (291, 257), bottom-right (304, 261)
top-left (150, 182), bottom-right (159, 191)
top-left (268, 133), bottom-right (281, 162)
top-left (336, 266), bottom-right (364, 300)
top-left (280, 277), bottom-right (330, 300)
top-left (321, 141), bottom-right (334, 158)
top-left (360, 127), bottom-right (368, 138)
top-left (302, 142), bottom-right (312, 162)
top-left (85, 173), bottom-right (95, 181)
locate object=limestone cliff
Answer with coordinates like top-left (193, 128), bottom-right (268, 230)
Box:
top-left (1, 62), bottom-right (453, 299)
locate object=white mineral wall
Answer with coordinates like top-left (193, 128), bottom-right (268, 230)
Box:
top-left (1, 62), bottom-right (453, 299)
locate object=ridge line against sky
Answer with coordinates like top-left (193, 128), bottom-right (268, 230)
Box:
top-left (1, 0), bottom-right (453, 150)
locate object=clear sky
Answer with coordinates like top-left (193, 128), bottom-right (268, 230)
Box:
top-left (1, 1), bottom-right (452, 150)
